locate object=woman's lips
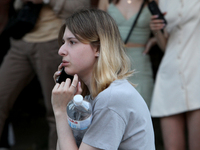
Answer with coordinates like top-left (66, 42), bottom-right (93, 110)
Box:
top-left (62, 60), bottom-right (69, 66)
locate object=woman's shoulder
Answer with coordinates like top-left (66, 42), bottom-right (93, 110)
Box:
top-left (93, 79), bottom-right (145, 111)
top-left (101, 79), bottom-right (136, 99)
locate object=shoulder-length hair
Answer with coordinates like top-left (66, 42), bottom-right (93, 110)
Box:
top-left (58, 9), bottom-right (134, 98)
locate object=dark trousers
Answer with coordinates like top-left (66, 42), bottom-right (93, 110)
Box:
top-left (0, 38), bottom-right (61, 150)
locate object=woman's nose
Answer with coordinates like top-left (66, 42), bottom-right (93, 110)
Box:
top-left (58, 45), bottom-right (67, 56)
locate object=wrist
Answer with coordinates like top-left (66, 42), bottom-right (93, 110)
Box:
top-left (53, 107), bottom-right (67, 117)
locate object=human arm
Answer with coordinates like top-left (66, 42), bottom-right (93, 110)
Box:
top-left (52, 74), bottom-right (101, 150)
top-left (52, 74), bottom-right (80, 150)
top-left (149, 0), bottom-right (168, 51)
top-left (150, 14), bottom-right (168, 52)
top-left (97, 0), bottom-right (109, 11)
top-left (54, 105), bottom-right (100, 150)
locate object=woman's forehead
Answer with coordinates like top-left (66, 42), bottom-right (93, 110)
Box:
top-left (64, 27), bottom-right (75, 37)
top-left (63, 27), bottom-right (76, 39)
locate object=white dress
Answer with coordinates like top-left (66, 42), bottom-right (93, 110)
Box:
top-left (150, 0), bottom-right (200, 117)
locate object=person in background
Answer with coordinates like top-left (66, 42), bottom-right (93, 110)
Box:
top-left (150, 0), bottom-right (200, 150)
top-left (0, 0), bottom-right (90, 149)
top-left (51, 8), bottom-right (155, 150)
top-left (98, 0), bottom-right (156, 109)
top-left (0, 0), bottom-right (12, 33)
top-left (0, 0), bottom-right (13, 64)
top-left (0, 1), bottom-right (16, 149)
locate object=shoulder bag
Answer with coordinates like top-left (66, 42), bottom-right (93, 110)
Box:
top-left (124, 0), bottom-right (146, 44)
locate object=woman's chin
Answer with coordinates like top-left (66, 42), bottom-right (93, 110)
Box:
top-left (65, 70), bottom-right (75, 76)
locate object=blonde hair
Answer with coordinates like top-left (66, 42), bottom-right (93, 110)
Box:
top-left (59, 9), bottom-right (134, 98)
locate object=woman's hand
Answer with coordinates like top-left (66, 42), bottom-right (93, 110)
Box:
top-left (143, 37), bottom-right (157, 54)
top-left (53, 63), bottom-right (63, 83)
top-left (51, 74), bottom-right (82, 115)
top-left (149, 13), bottom-right (168, 51)
top-left (150, 13), bottom-right (166, 34)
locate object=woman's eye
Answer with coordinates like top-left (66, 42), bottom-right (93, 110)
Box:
top-left (70, 41), bottom-right (76, 45)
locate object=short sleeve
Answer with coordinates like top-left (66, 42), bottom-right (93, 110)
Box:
top-left (82, 108), bottom-right (126, 150)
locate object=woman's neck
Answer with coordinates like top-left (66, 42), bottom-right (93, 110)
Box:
top-left (79, 73), bottom-right (92, 94)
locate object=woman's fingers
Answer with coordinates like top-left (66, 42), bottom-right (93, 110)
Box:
top-left (53, 70), bottom-right (62, 83)
top-left (53, 63), bottom-right (64, 83)
top-left (51, 80), bottom-right (72, 112)
top-left (58, 63), bottom-right (63, 71)
top-left (150, 20), bottom-right (165, 31)
top-left (70, 74), bottom-right (78, 89)
top-left (75, 81), bottom-right (83, 95)
top-left (143, 37), bottom-right (157, 54)
top-left (151, 15), bottom-right (159, 20)
top-left (67, 74), bottom-right (82, 95)
top-left (52, 83), bottom-right (60, 91)
top-left (150, 23), bottom-right (165, 31)
top-left (150, 15), bottom-right (166, 31)
top-left (51, 74), bottom-right (83, 114)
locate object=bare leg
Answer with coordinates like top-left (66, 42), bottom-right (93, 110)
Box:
top-left (160, 113), bottom-right (186, 150)
top-left (186, 109), bottom-right (200, 150)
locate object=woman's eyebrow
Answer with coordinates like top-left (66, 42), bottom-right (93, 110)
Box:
top-left (63, 37), bottom-right (77, 41)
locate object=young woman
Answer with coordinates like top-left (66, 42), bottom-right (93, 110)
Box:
top-left (150, 0), bottom-right (200, 150)
top-left (51, 9), bottom-right (155, 150)
top-left (98, 0), bottom-right (156, 108)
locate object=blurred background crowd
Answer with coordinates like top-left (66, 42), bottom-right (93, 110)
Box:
top-left (0, 0), bottom-right (199, 150)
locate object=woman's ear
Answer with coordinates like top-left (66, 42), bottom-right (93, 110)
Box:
top-left (96, 53), bottom-right (100, 57)
top-left (94, 47), bottom-right (100, 57)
